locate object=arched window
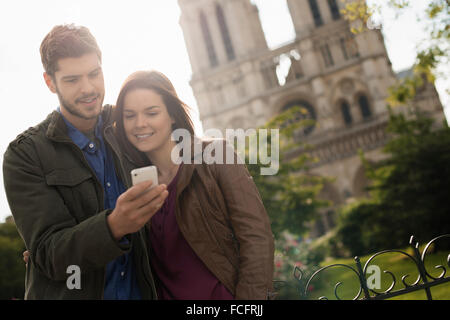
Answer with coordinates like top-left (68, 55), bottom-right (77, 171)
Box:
top-left (308, 0), bottom-right (323, 27)
top-left (327, 0), bottom-right (341, 20)
top-left (341, 100), bottom-right (353, 126)
top-left (200, 11), bottom-right (218, 67)
top-left (358, 95), bottom-right (372, 119)
top-left (216, 4), bottom-right (235, 61)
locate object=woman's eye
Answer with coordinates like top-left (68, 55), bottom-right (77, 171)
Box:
top-left (124, 114), bottom-right (135, 119)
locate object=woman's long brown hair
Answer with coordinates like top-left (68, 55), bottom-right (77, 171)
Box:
top-left (114, 70), bottom-right (195, 167)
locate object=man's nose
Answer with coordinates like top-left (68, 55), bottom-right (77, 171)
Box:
top-left (80, 76), bottom-right (96, 94)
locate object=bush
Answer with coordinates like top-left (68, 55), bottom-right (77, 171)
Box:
top-left (335, 199), bottom-right (387, 257)
top-left (334, 112), bottom-right (450, 257)
top-left (0, 222), bottom-right (26, 299)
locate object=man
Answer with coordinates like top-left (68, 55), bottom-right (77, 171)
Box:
top-left (3, 24), bottom-right (167, 299)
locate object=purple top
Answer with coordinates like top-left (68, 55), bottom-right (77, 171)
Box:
top-left (148, 165), bottom-right (234, 300)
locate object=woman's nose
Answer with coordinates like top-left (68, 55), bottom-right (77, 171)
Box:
top-left (135, 114), bottom-right (147, 128)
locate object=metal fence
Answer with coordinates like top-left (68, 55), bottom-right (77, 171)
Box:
top-left (286, 234), bottom-right (450, 300)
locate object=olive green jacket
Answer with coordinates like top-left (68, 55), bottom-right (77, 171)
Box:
top-left (2, 105), bottom-right (157, 300)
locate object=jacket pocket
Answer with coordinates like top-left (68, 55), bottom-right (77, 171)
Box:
top-left (45, 168), bottom-right (99, 222)
top-left (45, 167), bottom-right (92, 186)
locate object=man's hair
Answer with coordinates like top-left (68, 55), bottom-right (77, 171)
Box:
top-left (40, 24), bottom-right (102, 76)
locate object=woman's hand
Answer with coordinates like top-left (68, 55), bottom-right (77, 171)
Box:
top-left (23, 250), bottom-right (30, 265)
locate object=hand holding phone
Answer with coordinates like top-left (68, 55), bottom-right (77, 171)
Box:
top-left (107, 166), bottom-right (167, 240)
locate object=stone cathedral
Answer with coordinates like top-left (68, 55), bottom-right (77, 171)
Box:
top-left (177, 0), bottom-right (445, 237)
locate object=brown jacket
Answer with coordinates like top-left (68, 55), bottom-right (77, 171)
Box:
top-left (115, 135), bottom-right (275, 300)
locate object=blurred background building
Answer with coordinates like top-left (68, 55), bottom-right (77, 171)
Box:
top-left (177, 0), bottom-right (445, 237)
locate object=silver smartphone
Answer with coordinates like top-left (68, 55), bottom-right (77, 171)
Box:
top-left (131, 165), bottom-right (158, 188)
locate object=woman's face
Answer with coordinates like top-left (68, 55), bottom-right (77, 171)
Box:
top-left (123, 88), bottom-right (175, 154)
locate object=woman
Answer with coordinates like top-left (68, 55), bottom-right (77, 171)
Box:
top-left (113, 70), bottom-right (275, 300)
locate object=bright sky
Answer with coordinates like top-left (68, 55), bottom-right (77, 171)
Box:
top-left (0, 0), bottom-right (448, 222)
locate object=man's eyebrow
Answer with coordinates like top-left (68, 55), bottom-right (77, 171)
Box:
top-left (61, 67), bottom-right (102, 80)
top-left (61, 74), bottom-right (80, 81)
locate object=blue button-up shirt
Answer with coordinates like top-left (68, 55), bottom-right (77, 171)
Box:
top-left (59, 108), bottom-right (141, 300)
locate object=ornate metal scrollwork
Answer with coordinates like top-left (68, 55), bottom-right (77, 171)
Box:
top-left (362, 249), bottom-right (421, 296)
top-left (293, 263), bottom-right (362, 300)
top-left (286, 234), bottom-right (450, 300)
top-left (420, 234), bottom-right (450, 280)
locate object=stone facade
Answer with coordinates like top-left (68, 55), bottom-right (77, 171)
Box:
top-left (178, 0), bottom-right (445, 237)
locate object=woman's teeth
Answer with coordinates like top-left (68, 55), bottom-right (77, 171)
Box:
top-left (136, 133), bottom-right (154, 139)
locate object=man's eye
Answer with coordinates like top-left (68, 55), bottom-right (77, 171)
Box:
top-left (65, 79), bottom-right (77, 83)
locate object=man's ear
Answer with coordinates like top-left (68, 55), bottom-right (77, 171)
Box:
top-left (43, 72), bottom-right (57, 93)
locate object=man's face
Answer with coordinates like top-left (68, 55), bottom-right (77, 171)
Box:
top-left (45, 52), bottom-right (105, 126)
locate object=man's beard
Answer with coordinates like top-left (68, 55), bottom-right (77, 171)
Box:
top-left (56, 86), bottom-right (101, 121)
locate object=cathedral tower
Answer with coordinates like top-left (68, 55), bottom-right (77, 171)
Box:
top-left (178, 0), bottom-right (270, 130)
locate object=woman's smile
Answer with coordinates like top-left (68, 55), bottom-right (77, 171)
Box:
top-left (135, 132), bottom-right (155, 139)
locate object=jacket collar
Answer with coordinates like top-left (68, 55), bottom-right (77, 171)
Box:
top-left (59, 109), bottom-right (104, 151)
top-left (46, 105), bottom-right (114, 142)
top-left (175, 137), bottom-right (216, 197)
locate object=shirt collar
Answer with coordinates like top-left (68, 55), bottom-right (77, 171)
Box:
top-left (57, 107), bottom-right (104, 151)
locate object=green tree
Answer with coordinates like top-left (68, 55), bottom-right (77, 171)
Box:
top-left (0, 219), bottom-right (26, 299)
top-left (240, 106), bottom-right (330, 236)
top-left (231, 107), bottom-right (331, 297)
top-left (336, 110), bottom-right (450, 256)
